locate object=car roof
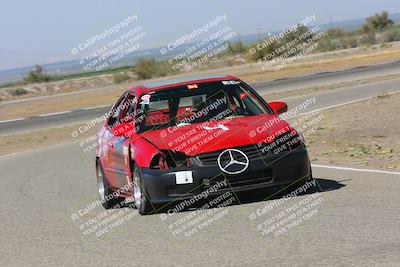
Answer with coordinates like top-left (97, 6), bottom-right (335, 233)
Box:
top-left (128, 74), bottom-right (240, 94)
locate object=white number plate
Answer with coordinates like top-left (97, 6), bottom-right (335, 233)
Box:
top-left (175, 171), bottom-right (193, 184)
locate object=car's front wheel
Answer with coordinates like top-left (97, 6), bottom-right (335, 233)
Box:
top-left (133, 166), bottom-right (154, 215)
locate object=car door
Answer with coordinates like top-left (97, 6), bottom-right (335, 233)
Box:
top-left (102, 92), bottom-right (129, 190)
top-left (107, 93), bottom-right (137, 190)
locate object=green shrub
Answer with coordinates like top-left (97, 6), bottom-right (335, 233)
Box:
top-left (248, 40), bottom-right (280, 62)
top-left (380, 43), bottom-right (392, 49)
top-left (112, 72), bottom-right (130, 83)
top-left (365, 11), bottom-right (394, 32)
top-left (317, 36), bottom-right (336, 52)
top-left (344, 36), bottom-right (358, 49)
top-left (226, 41), bottom-right (247, 55)
top-left (11, 88), bottom-right (28, 96)
top-left (382, 30), bottom-right (400, 43)
top-left (327, 29), bottom-right (347, 38)
top-left (133, 58), bottom-right (158, 79)
top-left (360, 32), bottom-right (377, 46)
top-left (133, 58), bottom-right (176, 80)
top-left (23, 65), bottom-right (51, 84)
top-left (155, 61), bottom-right (176, 77)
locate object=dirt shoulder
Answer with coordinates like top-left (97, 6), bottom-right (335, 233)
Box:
top-left (1, 91), bottom-right (399, 171)
top-left (302, 92), bottom-right (400, 170)
top-left (0, 124), bottom-right (99, 156)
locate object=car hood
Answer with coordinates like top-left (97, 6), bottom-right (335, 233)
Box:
top-left (140, 114), bottom-right (291, 156)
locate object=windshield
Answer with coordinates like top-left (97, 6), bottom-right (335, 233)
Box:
top-left (136, 80), bottom-right (270, 133)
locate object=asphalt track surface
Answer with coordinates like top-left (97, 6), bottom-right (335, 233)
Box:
top-left (1, 62), bottom-right (400, 266)
top-left (2, 60), bottom-right (400, 135)
top-left (1, 143), bottom-right (399, 266)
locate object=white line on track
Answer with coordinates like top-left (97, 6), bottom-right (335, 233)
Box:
top-left (0, 117), bottom-right (27, 123)
top-left (292, 90), bottom-right (400, 118)
top-left (0, 105), bottom-right (111, 124)
top-left (81, 105), bottom-right (110, 111)
top-left (312, 164), bottom-right (400, 175)
top-left (37, 110), bottom-right (72, 117)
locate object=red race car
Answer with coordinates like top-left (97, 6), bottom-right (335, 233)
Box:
top-left (96, 74), bottom-right (312, 214)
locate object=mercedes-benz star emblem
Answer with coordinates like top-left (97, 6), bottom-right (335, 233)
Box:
top-left (217, 149), bottom-right (249, 174)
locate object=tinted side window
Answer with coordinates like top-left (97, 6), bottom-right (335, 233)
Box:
top-left (108, 93), bottom-right (128, 127)
top-left (120, 94), bottom-right (136, 123)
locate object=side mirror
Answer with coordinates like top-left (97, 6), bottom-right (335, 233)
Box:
top-left (112, 122), bottom-right (135, 137)
top-left (268, 101), bottom-right (288, 115)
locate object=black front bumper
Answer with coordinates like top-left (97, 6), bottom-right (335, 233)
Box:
top-left (140, 147), bottom-right (311, 205)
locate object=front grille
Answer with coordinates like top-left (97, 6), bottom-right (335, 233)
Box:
top-left (197, 145), bottom-right (265, 166)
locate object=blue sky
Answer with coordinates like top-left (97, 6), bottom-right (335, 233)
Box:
top-left (0, 0), bottom-right (399, 70)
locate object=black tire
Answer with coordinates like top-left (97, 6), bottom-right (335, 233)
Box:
top-left (132, 166), bottom-right (155, 215)
top-left (96, 160), bottom-right (124, 209)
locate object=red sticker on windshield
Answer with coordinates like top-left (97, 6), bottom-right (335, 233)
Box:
top-left (187, 84), bottom-right (198, 89)
top-left (141, 94), bottom-right (151, 100)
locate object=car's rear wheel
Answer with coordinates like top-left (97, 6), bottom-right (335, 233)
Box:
top-left (133, 166), bottom-right (154, 215)
top-left (96, 160), bottom-right (124, 209)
